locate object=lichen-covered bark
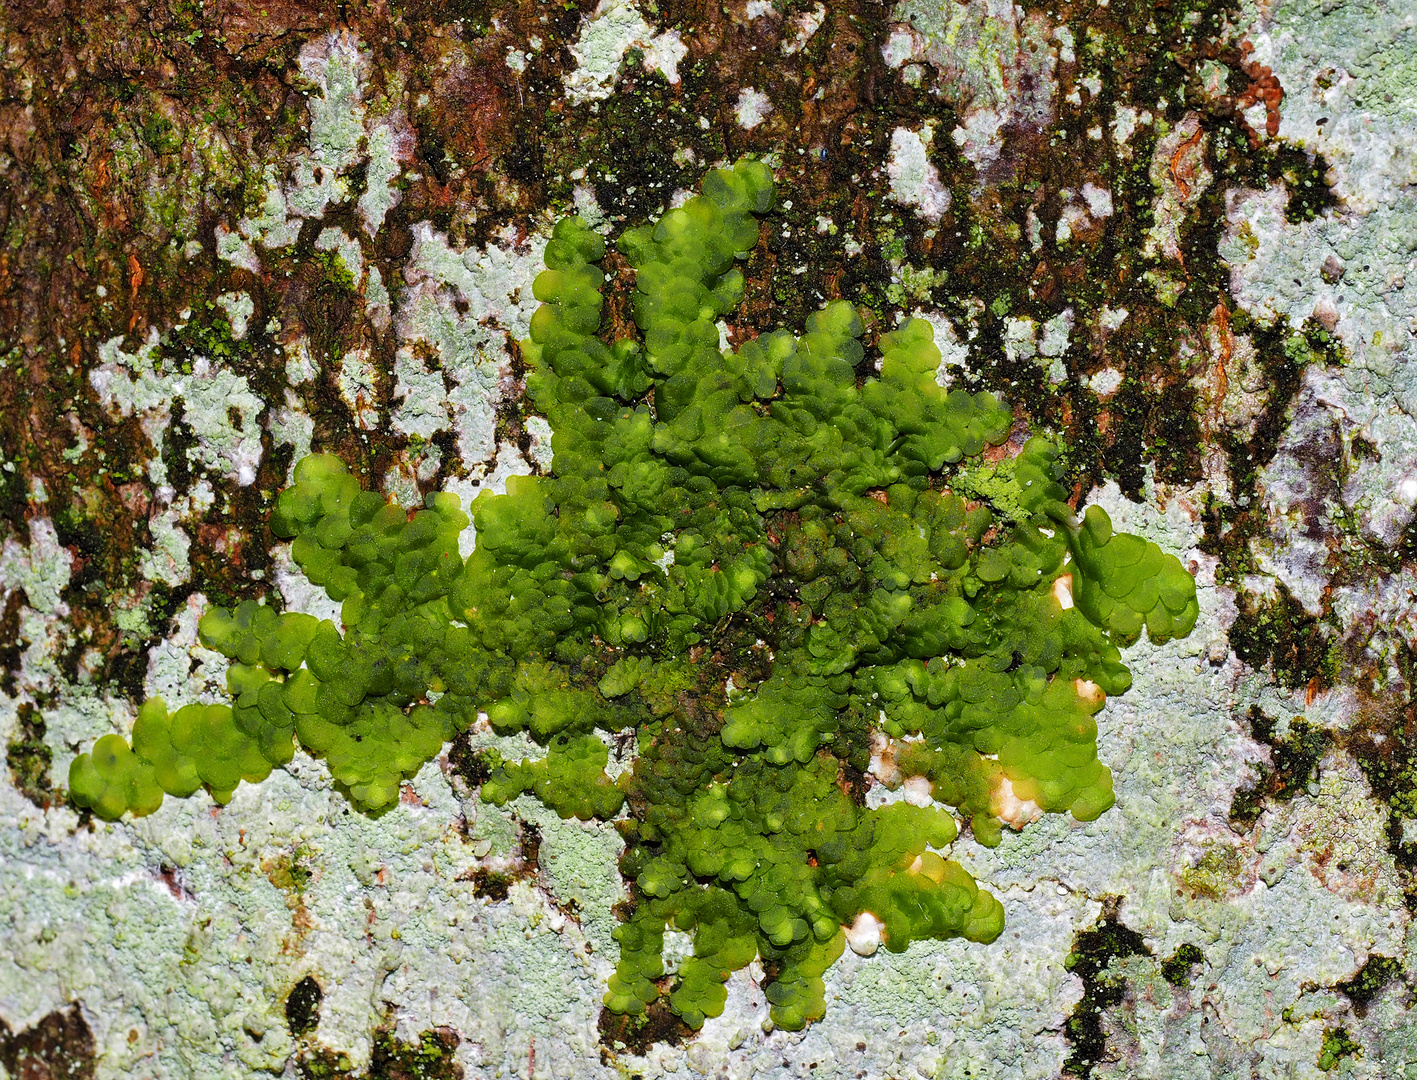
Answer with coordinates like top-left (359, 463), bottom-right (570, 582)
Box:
top-left (1, 0), bottom-right (1414, 1077)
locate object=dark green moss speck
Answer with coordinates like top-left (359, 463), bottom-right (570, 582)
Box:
top-left (598, 998), bottom-right (693, 1058)
top-left (1160, 943), bottom-right (1205, 988)
top-left (294, 1025), bottom-right (462, 1080)
top-left (1229, 708), bottom-right (1331, 831)
top-left (1062, 901), bottom-right (1153, 1080)
top-left (5, 701), bottom-right (55, 809)
top-left (1317, 1026), bottom-right (1362, 1071)
top-left (1229, 585), bottom-right (1338, 691)
top-left (369, 1027), bottom-right (463, 1080)
top-left (1334, 954), bottom-right (1401, 1019)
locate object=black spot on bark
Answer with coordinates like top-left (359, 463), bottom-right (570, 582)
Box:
top-left (286, 975), bottom-right (324, 1038)
top-left (0, 1003), bottom-right (96, 1080)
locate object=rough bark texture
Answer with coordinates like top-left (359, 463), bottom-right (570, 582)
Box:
top-left (2, 0), bottom-right (1416, 1076)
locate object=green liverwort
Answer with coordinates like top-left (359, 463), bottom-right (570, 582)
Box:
top-left (68, 159), bottom-right (1198, 1033)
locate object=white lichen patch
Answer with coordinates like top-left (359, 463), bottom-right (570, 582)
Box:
top-left (337, 346), bottom-right (381, 430)
top-left (0, 518), bottom-right (188, 789)
top-left (1250, 0), bottom-right (1417, 216)
top-left (143, 595), bottom-right (233, 709)
top-left (824, 884), bottom-right (1089, 1079)
top-left (382, 462), bottom-right (424, 510)
top-left (781, 3), bottom-right (825, 55)
top-left (396, 222), bottom-right (543, 467)
top-left (359, 117), bottom-right (413, 236)
top-left (886, 125), bottom-right (952, 221)
top-left (1086, 367), bottom-right (1124, 398)
top-left (1222, 188), bottom-right (1417, 553)
top-left (315, 225), bottom-right (365, 282)
top-left (1054, 202), bottom-right (1087, 246)
top-left (525, 415), bottom-right (555, 472)
top-left (214, 223), bottom-right (260, 272)
top-left (91, 333), bottom-right (265, 488)
top-left (1098, 305), bottom-right (1129, 333)
top-left (391, 346), bottom-right (450, 441)
top-left (881, 26), bottom-right (917, 69)
top-left (215, 292), bottom-right (254, 340)
top-left (1328, 560), bottom-right (1417, 686)
top-left (1003, 315), bottom-right (1068, 384)
top-left (268, 388), bottom-right (315, 475)
top-left (734, 87), bottom-right (772, 130)
top-left (951, 106), bottom-right (1008, 174)
top-left (228, 32), bottom-right (409, 275)
top-left (239, 164), bottom-right (302, 251)
top-left (0, 518), bottom-right (73, 618)
top-left (1111, 105), bottom-right (1153, 155)
top-left (284, 338), bottom-right (319, 386)
top-left (891, 0), bottom-right (1057, 174)
top-left (2, 733), bottom-right (631, 1080)
top-left (285, 32), bottom-right (370, 222)
top-left (886, 259), bottom-right (948, 307)
top-left (137, 481), bottom-right (215, 589)
top-left (1195, 323), bottom-right (1271, 441)
top-left (1003, 316), bottom-right (1037, 363)
top-left (1145, 113), bottom-right (1211, 263)
top-left (572, 182), bottom-right (607, 228)
top-left (953, 472), bottom-right (1405, 1076)
top-left (565, 0), bottom-right (687, 103)
top-left (1081, 181), bottom-right (1114, 219)
top-left (1039, 309), bottom-right (1073, 360)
